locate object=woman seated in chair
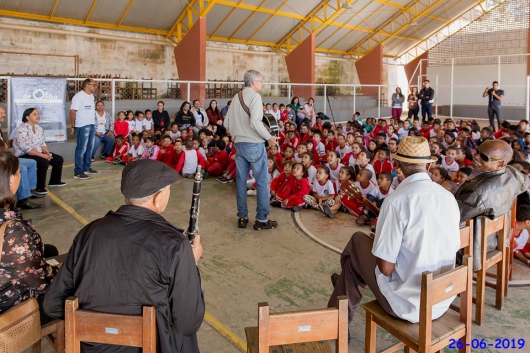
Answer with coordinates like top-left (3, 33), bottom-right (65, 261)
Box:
top-left (0, 151), bottom-right (59, 324)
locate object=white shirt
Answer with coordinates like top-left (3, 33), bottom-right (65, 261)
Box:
top-left (397, 128), bottom-right (409, 140)
top-left (144, 118), bottom-right (153, 131)
top-left (442, 157), bottom-right (459, 174)
top-left (169, 131), bottom-right (181, 140)
top-left (267, 109), bottom-right (280, 121)
top-left (372, 173), bottom-right (460, 323)
top-left (307, 165), bottom-right (317, 185)
top-left (327, 163), bottom-right (344, 183)
top-left (192, 108), bottom-right (208, 126)
top-left (129, 144), bottom-right (145, 158)
top-left (335, 145), bottom-right (351, 159)
top-left (71, 90), bottom-right (95, 127)
top-left (355, 181), bottom-right (378, 197)
top-left (312, 179), bottom-right (336, 197)
top-left (134, 119), bottom-right (145, 133)
top-left (515, 229), bottom-right (529, 251)
top-left (372, 186), bottom-right (394, 200)
top-left (95, 111), bottom-right (106, 134)
top-left (315, 142), bottom-right (326, 156)
top-left (360, 163), bottom-right (377, 183)
top-left (183, 150), bottom-right (198, 174)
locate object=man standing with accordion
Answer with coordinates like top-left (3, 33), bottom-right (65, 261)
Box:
top-left (224, 70), bottom-right (279, 231)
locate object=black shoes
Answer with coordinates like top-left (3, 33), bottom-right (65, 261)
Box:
top-left (253, 219), bottom-right (278, 231)
top-left (270, 200), bottom-right (282, 208)
top-left (292, 206), bottom-right (302, 212)
top-left (322, 205), bottom-right (335, 218)
top-left (16, 199), bottom-right (41, 209)
top-left (238, 218), bottom-right (249, 229)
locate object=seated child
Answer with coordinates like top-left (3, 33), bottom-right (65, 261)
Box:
top-left (312, 130), bottom-right (326, 163)
top-left (430, 167), bottom-right (457, 193)
top-left (341, 142), bottom-right (363, 166)
top-left (169, 122), bottom-right (181, 142)
top-left (302, 166), bottom-right (336, 218)
top-left (157, 135), bottom-right (178, 169)
top-left (176, 139), bottom-right (207, 178)
top-left (372, 147), bottom-right (393, 176)
top-left (456, 167), bottom-right (472, 186)
top-left (271, 163), bottom-right (310, 211)
top-left (106, 135), bottom-right (129, 164)
top-left (355, 151), bottom-right (377, 183)
top-left (270, 160), bottom-right (294, 200)
top-left (326, 150), bottom-right (344, 184)
top-left (268, 144), bottom-right (283, 173)
top-left (114, 111), bottom-right (129, 139)
top-left (143, 109), bottom-right (154, 133)
top-left (248, 156), bottom-right (280, 196)
top-left (302, 152), bottom-right (317, 186)
top-left (284, 145), bottom-right (296, 161)
top-left (356, 171), bottom-right (393, 225)
top-left (134, 110), bottom-right (146, 133)
top-left (391, 167), bottom-right (405, 189)
top-left (335, 134), bottom-right (351, 159)
top-left (207, 140), bottom-right (231, 177)
top-left (128, 134), bottom-right (144, 163)
top-left (514, 205), bottom-right (530, 266)
top-left (141, 136), bottom-right (160, 160)
top-left (294, 143), bottom-right (307, 163)
top-left (216, 146), bottom-right (237, 183)
top-left (325, 129), bottom-right (338, 152)
top-left (330, 166), bottom-right (361, 216)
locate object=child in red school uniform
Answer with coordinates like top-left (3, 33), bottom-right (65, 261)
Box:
top-left (125, 110), bottom-right (136, 145)
top-left (302, 166), bottom-right (336, 218)
top-left (271, 163), bottom-right (310, 211)
top-left (173, 139), bottom-right (184, 166)
top-left (370, 118), bottom-right (387, 139)
top-left (326, 150), bottom-right (344, 184)
top-left (442, 145), bottom-right (460, 176)
top-left (106, 135), bottom-right (129, 164)
top-left (279, 104), bottom-right (288, 122)
top-left (284, 145), bottom-right (296, 162)
top-left (302, 152), bottom-right (317, 186)
top-left (268, 144), bottom-right (283, 172)
top-left (299, 125), bottom-right (311, 143)
top-left (180, 129), bottom-right (192, 142)
top-left (312, 116), bottom-right (323, 131)
top-left (141, 136), bottom-right (160, 160)
top-left (330, 166), bottom-right (362, 217)
top-left (294, 143), bottom-right (307, 163)
top-left (157, 135), bottom-right (179, 169)
top-left (454, 145), bottom-right (473, 171)
top-left (176, 139), bottom-right (207, 178)
top-left (325, 129), bottom-right (338, 152)
top-left (216, 145), bottom-right (237, 183)
top-left (281, 130), bottom-right (299, 152)
top-left (372, 147), bottom-right (393, 176)
top-left (341, 142), bottom-right (363, 167)
top-left (270, 160), bottom-right (295, 200)
top-left (419, 121), bottom-right (432, 138)
top-left (114, 111), bottom-right (129, 139)
top-left (207, 139), bottom-right (231, 177)
top-left (354, 168), bottom-right (377, 199)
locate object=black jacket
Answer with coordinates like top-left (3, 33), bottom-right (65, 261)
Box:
top-left (42, 205), bottom-right (204, 353)
top-left (455, 166), bottom-right (530, 270)
top-left (418, 87), bottom-right (435, 104)
top-left (152, 110), bottom-right (171, 130)
top-left (175, 111), bottom-right (196, 127)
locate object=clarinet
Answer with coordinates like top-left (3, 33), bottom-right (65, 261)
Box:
top-left (184, 166), bottom-right (202, 243)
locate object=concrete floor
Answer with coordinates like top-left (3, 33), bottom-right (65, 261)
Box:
top-left (28, 161), bottom-right (530, 353)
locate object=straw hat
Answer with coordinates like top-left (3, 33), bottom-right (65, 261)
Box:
top-left (392, 136), bottom-right (438, 164)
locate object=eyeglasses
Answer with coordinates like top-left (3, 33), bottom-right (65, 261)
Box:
top-left (477, 150), bottom-right (502, 162)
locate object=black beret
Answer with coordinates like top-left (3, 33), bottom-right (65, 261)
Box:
top-left (121, 159), bottom-right (178, 198)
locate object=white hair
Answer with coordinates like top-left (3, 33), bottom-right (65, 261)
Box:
top-left (243, 70), bottom-right (262, 87)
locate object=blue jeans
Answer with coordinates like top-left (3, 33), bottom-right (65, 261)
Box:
top-left (92, 133), bottom-right (115, 158)
top-left (75, 125), bottom-right (95, 174)
top-left (235, 142), bottom-right (270, 222)
top-left (421, 104), bottom-right (432, 122)
top-left (17, 158), bottom-right (37, 200)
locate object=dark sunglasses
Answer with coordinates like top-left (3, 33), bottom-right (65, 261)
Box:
top-left (478, 151), bottom-right (502, 162)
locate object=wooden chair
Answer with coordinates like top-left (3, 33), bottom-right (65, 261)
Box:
top-left (362, 255), bottom-right (473, 353)
top-left (475, 214), bottom-right (508, 325)
top-left (245, 296), bottom-right (348, 353)
top-left (507, 200), bottom-right (518, 290)
top-left (449, 220), bottom-right (473, 313)
top-left (36, 319), bottom-right (65, 353)
top-left (65, 296), bottom-right (156, 353)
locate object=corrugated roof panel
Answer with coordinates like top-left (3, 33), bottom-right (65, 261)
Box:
top-left (251, 16), bottom-right (299, 43)
top-left (259, 0), bottom-right (285, 11)
top-left (120, 0), bottom-right (187, 31)
top-left (206, 5), bottom-right (235, 36)
top-left (241, 0), bottom-right (268, 7)
top-left (54, 0), bottom-right (94, 21)
top-left (0, 0), bottom-right (54, 15)
top-left (317, 27), bottom-right (352, 49)
top-left (384, 39), bottom-right (416, 57)
top-left (277, 0), bottom-right (320, 17)
top-left (231, 12), bottom-right (272, 40)
top-left (89, 0), bottom-right (130, 25)
top-left (212, 8), bottom-right (254, 38)
top-left (333, 31), bottom-right (367, 52)
top-left (430, 0), bottom-right (475, 20)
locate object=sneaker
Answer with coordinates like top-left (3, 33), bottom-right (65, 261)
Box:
top-left (238, 217), bottom-right (249, 229)
top-left (74, 172), bottom-right (90, 180)
top-left (355, 215), bottom-right (369, 225)
top-left (100, 154), bottom-right (107, 159)
top-left (292, 206), bottom-right (303, 212)
top-left (322, 205), bottom-right (335, 219)
top-left (48, 182), bottom-right (67, 187)
top-left (91, 158), bottom-right (95, 162)
top-left (224, 177), bottom-right (234, 183)
top-left (247, 190), bottom-right (257, 196)
top-left (270, 200), bottom-right (282, 208)
top-left (216, 176), bottom-right (227, 183)
top-left (85, 168), bottom-right (98, 175)
top-left (112, 160), bottom-right (120, 165)
top-left (16, 199), bottom-right (41, 209)
top-left (216, 175), bottom-right (226, 181)
top-left (34, 188), bottom-right (48, 195)
top-left (253, 219), bottom-right (278, 231)
top-left (30, 193), bottom-right (45, 199)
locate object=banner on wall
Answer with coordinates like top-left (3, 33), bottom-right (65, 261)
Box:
top-left (10, 77), bottom-right (67, 142)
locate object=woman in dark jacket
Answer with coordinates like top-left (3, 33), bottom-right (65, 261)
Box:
top-left (205, 100), bottom-right (226, 137)
top-left (152, 101), bottom-right (171, 132)
top-left (0, 151), bottom-right (58, 324)
top-left (174, 101), bottom-right (196, 131)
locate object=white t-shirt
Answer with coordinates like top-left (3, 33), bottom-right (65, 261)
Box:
top-left (335, 145), bottom-right (352, 159)
top-left (354, 181), bottom-right (378, 197)
top-left (442, 157), bottom-right (459, 174)
top-left (372, 186), bottom-right (394, 200)
top-left (169, 131), bottom-right (181, 140)
top-left (312, 179), bottom-right (336, 197)
top-left (71, 90), bottom-right (95, 127)
top-left (315, 142), bottom-right (326, 156)
top-left (294, 153), bottom-right (303, 163)
top-left (515, 229), bottom-right (529, 251)
top-left (267, 109), bottom-right (280, 121)
top-left (144, 118), bottom-right (153, 131)
top-left (361, 163), bottom-right (377, 183)
top-left (397, 128), bottom-right (409, 140)
top-left (268, 169), bottom-right (280, 184)
top-left (385, 134), bottom-right (398, 144)
top-left (183, 150), bottom-right (198, 174)
top-left (372, 173), bottom-right (460, 323)
top-left (327, 163), bottom-right (344, 183)
top-left (134, 119), bottom-right (145, 133)
top-left (95, 111), bottom-right (106, 134)
top-left (129, 144), bottom-right (145, 158)
top-left (127, 120), bottom-right (136, 134)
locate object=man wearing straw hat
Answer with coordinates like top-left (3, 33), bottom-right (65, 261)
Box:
top-left (328, 136), bottom-right (461, 324)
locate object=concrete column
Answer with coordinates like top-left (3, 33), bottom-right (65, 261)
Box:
top-left (404, 52), bottom-right (428, 89)
top-left (285, 34), bottom-right (316, 100)
top-left (354, 44), bottom-right (383, 97)
top-left (174, 17), bottom-right (206, 102)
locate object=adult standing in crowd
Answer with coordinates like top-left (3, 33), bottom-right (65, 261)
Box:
top-left (70, 78), bottom-right (98, 180)
top-left (418, 80), bottom-right (434, 122)
top-left (455, 140), bottom-right (529, 270)
top-left (92, 101), bottom-right (115, 160)
top-left (407, 87), bottom-right (419, 120)
top-left (152, 101), bottom-right (171, 133)
top-left (391, 87), bottom-right (405, 121)
top-left (13, 108), bottom-right (66, 194)
top-left (483, 81), bottom-right (504, 132)
top-left (190, 99), bottom-right (208, 135)
top-left (43, 159), bottom-right (205, 353)
top-left (0, 106), bottom-right (41, 209)
top-left (206, 100), bottom-right (226, 137)
top-left (224, 70), bottom-right (278, 231)
top-left (0, 151), bottom-right (59, 324)
top-left (328, 136), bottom-right (460, 324)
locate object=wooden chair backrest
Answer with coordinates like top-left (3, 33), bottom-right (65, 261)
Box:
top-left (258, 296), bottom-right (348, 353)
top-left (460, 219), bottom-right (473, 255)
top-left (481, 214), bottom-right (508, 252)
top-left (65, 297), bottom-right (156, 353)
top-left (419, 255), bottom-right (473, 347)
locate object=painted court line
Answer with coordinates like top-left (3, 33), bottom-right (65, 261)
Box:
top-left (47, 190), bottom-right (247, 352)
top-left (292, 212), bottom-right (341, 254)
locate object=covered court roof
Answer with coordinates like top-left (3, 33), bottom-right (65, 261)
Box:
top-left (0, 0), bottom-right (505, 63)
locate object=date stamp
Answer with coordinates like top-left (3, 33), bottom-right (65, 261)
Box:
top-left (449, 338), bottom-right (526, 350)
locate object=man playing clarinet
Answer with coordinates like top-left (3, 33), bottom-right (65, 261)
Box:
top-left (43, 159), bottom-right (204, 353)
